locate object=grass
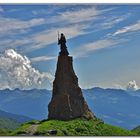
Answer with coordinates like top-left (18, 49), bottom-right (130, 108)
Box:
top-left (0, 129), bottom-right (12, 136)
top-left (11, 123), bottom-right (31, 136)
top-left (0, 117), bottom-right (21, 130)
top-left (132, 125), bottom-right (140, 135)
top-left (11, 118), bottom-right (137, 136)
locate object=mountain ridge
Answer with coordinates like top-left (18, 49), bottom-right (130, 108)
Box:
top-left (0, 87), bottom-right (140, 129)
top-left (0, 109), bottom-right (33, 123)
top-left (0, 109), bottom-right (34, 130)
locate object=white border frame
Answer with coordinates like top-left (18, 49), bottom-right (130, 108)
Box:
top-left (0, 0), bottom-right (140, 4)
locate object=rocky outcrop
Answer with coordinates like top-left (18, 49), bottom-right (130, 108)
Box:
top-left (48, 55), bottom-right (95, 120)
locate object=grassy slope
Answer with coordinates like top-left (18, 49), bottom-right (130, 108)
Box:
top-left (12, 118), bottom-right (137, 136)
top-left (0, 117), bottom-right (21, 130)
top-left (132, 125), bottom-right (140, 135)
top-left (0, 129), bottom-right (12, 136)
top-left (0, 117), bottom-right (21, 136)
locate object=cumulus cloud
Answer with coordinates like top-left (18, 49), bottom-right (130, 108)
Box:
top-left (0, 49), bottom-right (54, 90)
top-left (126, 80), bottom-right (138, 91)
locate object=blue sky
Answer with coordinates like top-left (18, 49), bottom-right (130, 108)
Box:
top-left (0, 4), bottom-right (140, 90)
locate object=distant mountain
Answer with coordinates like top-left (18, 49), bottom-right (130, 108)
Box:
top-left (0, 88), bottom-right (140, 129)
top-left (0, 117), bottom-right (20, 130)
top-left (0, 89), bottom-right (51, 120)
top-left (0, 109), bottom-right (33, 130)
top-left (83, 87), bottom-right (140, 130)
top-left (0, 109), bottom-right (33, 123)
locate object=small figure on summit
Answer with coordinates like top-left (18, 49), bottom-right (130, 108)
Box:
top-left (58, 33), bottom-right (69, 56)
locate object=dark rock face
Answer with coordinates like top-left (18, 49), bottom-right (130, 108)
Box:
top-left (48, 55), bottom-right (95, 120)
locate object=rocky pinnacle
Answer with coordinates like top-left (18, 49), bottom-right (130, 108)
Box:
top-left (48, 55), bottom-right (95, 120)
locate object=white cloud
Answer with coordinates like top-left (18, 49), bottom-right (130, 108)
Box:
top-left (0, 6), bottom-right (115, 54)
top-left (54, 7), bottom-right (100, 24)
top-left (26, 6), bottom-right (111, 52)
top-left (113, 84), bottom-right (124, 89)
top-left (32, 6), bottom-right (61, 16)
top-left (31, 55), bottom-right (56, 62)
top-left (113, 20), bottom-right (140, 36)
top-left (102, 115), bottom-right (110, 118)
top-left (0, 17), bottom-right (45, 35)
top-left (25, 24), bottom-right (88, 52)
top-left (0, 39), bottom-right (32, 53)
top-left (0, 6), bottom-right (122, 55)
top-left (0, 6), bottom-right (101, 37)
top-left (82, 39), bottom-right (115, 51)
top-left (100, 13), bottom-right (131, 30)
top-left (1, 39), bottom-right (29, 47)
top-left (0, 23), bottom-right (89, 53)
top-left (126, 80), bottom-right (138, 91)
top-left (101, 17), bottom-right (125, 29)
top-left (74, 38), bottom-right (120, 58)
top-left (49, 6), bottom-right (115, 26)
top-left (0, 49), bottom-right (54, 90)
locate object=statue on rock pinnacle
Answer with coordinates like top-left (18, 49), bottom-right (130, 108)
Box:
top-left (58, 33), bottom-right (69, 56)
top-left (48, 33), bottom-right (95, 120)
